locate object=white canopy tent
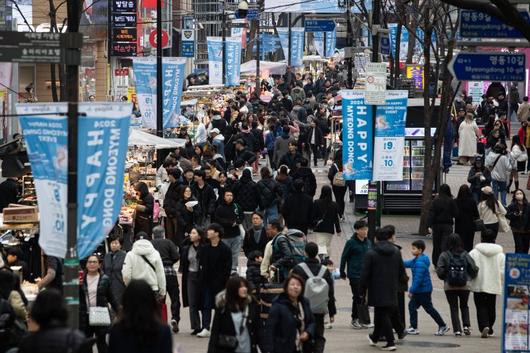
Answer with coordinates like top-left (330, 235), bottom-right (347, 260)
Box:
top-left (240, 60), bottom-right (288, 76)
top-left (128, 129), bottom-right (185, 149)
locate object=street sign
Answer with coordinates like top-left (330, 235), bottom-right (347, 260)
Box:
top-left (304, 19), bottom-right (336, 32)
top-left (365, 62), bottom-right (387, 105)
top-left (449, 52), bottom-right (526, 82)
top-left (181, 29), bottom-right (195, 58)
top-left (237, 8), bottom-right (260, 19)
top-left (0, 31), bottom-right (82, 64)
top-left (459, 10), bottom-right (528, 38)
top-left (112, 14), bottom-right (137, 28)
top-left (110, 0), bottom-right (137, 57)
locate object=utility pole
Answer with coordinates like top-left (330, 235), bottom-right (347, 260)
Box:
top-left (65, 0), bottom-right (82, 329)
top-left (222, 1), bottom-right (227, 86)
top-left (346, 0), bottom-right (353, 88)
top-left (368, 0), bottom-right (382, 239)
top-left (287, 13), bottom-right (292, 66)
top-left (255, 0), bottom-right (264, 94)
top-left (156, 0), bottom-right (163, 137)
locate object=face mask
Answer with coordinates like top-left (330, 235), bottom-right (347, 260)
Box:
top-left (516, 194), bottom-right (524, 201)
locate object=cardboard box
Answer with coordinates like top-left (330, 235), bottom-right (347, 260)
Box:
top-left (3, 204), bottom-right (39, 223)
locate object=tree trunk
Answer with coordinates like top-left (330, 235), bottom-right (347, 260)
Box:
top-left (406, 0), bottom-right (419, 64)
top-left (418, 6), bottom-right (433, 236)
top-left (393, 23), bottom-right (402, 87)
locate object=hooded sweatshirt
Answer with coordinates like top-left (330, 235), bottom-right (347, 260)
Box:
top-left (469, 243), bottom-right (505, 295)
top-left (122, 239), bottom-right (166, 295)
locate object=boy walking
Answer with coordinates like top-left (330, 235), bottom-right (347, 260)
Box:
top-left (404, 240), bottom-right (449, 336)
top-left (340, 220), bottom-right (372, 329)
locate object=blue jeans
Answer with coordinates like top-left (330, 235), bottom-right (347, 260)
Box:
top-left (262, 204), bottom-right (279, 225)
top-left (409, 292), bottom-right (446, 329)
top-left (222, 236), bottom-right (242, 273)
top-left (491, 179), bottom-right (507, 206)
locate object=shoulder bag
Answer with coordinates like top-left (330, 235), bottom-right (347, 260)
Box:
top-left (497, 211), bottom-right (510, 233)
top-left (89, 306), bottom-right (111, 326)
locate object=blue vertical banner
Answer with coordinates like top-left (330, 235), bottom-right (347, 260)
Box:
top-left (502, 253), bottom-right (529, 353)
top-left (17, 104), bottom-right (68, 258)
top-left (373, 91), bottom-right (408, 181)
top-left (341, 90), bottom-right (373, 180)
top-left (16, 103), bottom-right (132, 259)
top-left (225, 37), bottom-right (242, 87)
top-left (313, 30), bottom-right (336, 58)
top-left (207, 36), bottom-right (223, 85)
top-left (132, 57), bottom-right (186, 129)
top-left (76, 103), bottom-right (131, 259)
top-left (277, 27), bottom-right (305, 67)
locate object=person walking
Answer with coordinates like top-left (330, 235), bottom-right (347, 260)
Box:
top-left (108, 280), bottom-right (173, 353)
top-left (198, 223), bottom-right (233, 338)
top-left (361, 227), bottom-right (407, 351)
top-left (257, 167), bottom-right (282, 224)
top-left (151, 226), bottom-right (181, 333)
top-left (436, 234), bottom-right (479, 337)
top-left (133, 182), bottom-right (154, 235)
top-left (208, 276), bottom-right (260, 353)
top-left (121, 232), bottom-right (166, 300)
top-left (242, 212), bottom-right (268, 258)
top-left (485, 143), bottom-right (512, 206)
top-left (478, 186), bottom-right (507, 242)
top-left (262, 274), bottom-right (315, 353)
top-left (175, 186), bottom-right (203, 246)
top-left (292, 242), bottom-right (337, 353)
top-left (469, 229), bottom-right (505, 338)
top-left (215, 190), bottom-right (244, 273)
top-left (506, 189), bottom-right (530, 253)
top-left (80, 254), bottom-right (113, 353)
top-left (312, 185), bottom-right (341, 260)
top-left (458, 112), bottom-right (480, 165)
top-left (467, 156), bottom-right (491, 203)
top-left (305, 118), bottom-right (325, 167)
top-left (340, 220), bottom-right (372, 329)
top-left (455, 185), bottom-right (480, 252)
top-left (163, 168), bottom-right (182, 245)
top-left (281, 179), bottom-right (313, 235)
top-left (103, 234), bottom-right (126, 312)
top-left (328, 153), bottom-right (347, 220)
top-left (180, 228), bottom-right (208, 335)
top-left (427, 184), bottom-right (458, 267)
top-left (233, 169), bottom-right (260, 230)
top-left (403, 240), bottom-right (449, 336)
top-left (508, 135), bottom-right (527, 193)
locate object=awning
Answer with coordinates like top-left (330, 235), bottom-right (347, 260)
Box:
top-left (240, 60), bottom-right (287, 75)
top-left (128, 129), bottom-right (186, 149)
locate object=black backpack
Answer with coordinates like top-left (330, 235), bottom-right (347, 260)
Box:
top-left (446, 252), bottom-right (468, 287)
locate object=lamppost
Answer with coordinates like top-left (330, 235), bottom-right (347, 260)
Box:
top-left (222, 0), bottom-right (248, 86)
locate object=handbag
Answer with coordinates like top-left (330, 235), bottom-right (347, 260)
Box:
top-left (89, 306), bottom-right (111, 326)
top-left (217, 334), bottom-right (238, 349)
top-left (474, 218), bottom-right (485, 232)
top-left (497, 213), bottom-right (510, 233)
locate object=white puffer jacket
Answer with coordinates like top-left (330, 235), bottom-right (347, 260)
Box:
top-left (469, 243), bottom-right (505, 295)
top-left (122, 239), bottom-right (166, 296)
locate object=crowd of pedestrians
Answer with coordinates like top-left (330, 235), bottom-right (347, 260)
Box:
top-left (0, 71), bottom-right (525, 353)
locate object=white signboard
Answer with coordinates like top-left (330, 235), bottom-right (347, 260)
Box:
top-left (365, 62), bottom-right (387, 105)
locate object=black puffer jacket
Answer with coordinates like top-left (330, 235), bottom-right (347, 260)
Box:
top-left (360, 241), bottom-right (406, 307)
top-left (18, 326), bottom-right (90, 353)
top-left (214, 201), bottom-right (244, 238)
top-left (152, 238), bottom-right (180, 267)
top-left (281, 191), bottom-right (313, 234)
top-left (79, 273), bottom-right (114, 330)
top-left (257, 178), bottom-right (281, 209)
top-left (291, 167), bottom-right (317, 198)
top-left (233, 170), bottom-right (260, 212)
top-left (427, 196), bottom-right (458, 227)
top-left (506, 201), bottom-right (530, 232)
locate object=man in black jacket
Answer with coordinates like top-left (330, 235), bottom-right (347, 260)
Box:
top-left (292, 242), bottom-right (337, 353)
top-left (233, 139), bottom-right (257, 169)
top-left (279, 141), bottom-right (303, 171)
top-left (192, 170), bottom-right (217, 225)
top-left (163, 168), bottom-right (182, 245)
top-left (291, 158), bottom-right (317, 199)
top-left (242, 211), bottom-right (268, 258)
top-left (281, 179), bottom-right (313, 235)
top-left (214, 190), bottom-right (244, 273)
top-left (305, 118), bottom-right (325, 167)
top-left (361, 227), bottom-right (406, 351)
top-left (232, 169), bottom-right (260, 229)
top-left (151, 226), bottom-right (181, 333)
top-left (198, 223), bottom-right (232, 338)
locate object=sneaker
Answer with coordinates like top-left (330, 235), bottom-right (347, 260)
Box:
top-left (481, 327), bottom-right (489, 338)
top-left (362, 323), bottom-right (375, 329)
top-left (397, 330), bottom-right (408, 340)
top-left (351, 319), bottom-right (363, 330)
top-left (171, 319), bottom-right (179, 334)
top-left (196, 329), bottom-right (210, 338)
top-left (367, 334), bottom-right (377, 346)
top-left (463, 327), bottom-right (471, 336)
top-left (435, 325), bottom-right (450, 336)
top-left (325, 322), bottom-right (333, 329)
top-left (455, 331), bottom-right (462, 336)
top-left (406, 327), bottom-right (420, 335)
top-left (488, 329), bottom-right (495, 337)
top-left (190, 329), bottom-right (201, 335)
top-left (381, 344), bottom-right (397, 351)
